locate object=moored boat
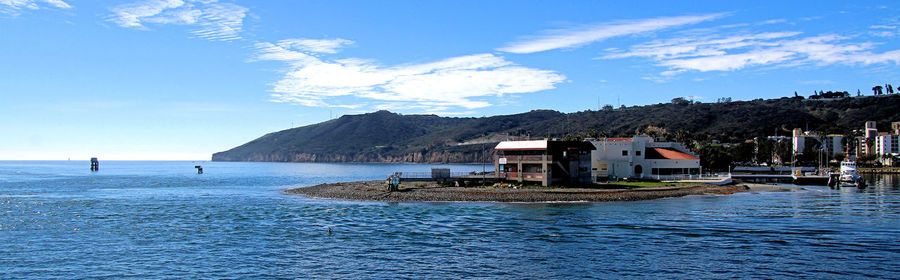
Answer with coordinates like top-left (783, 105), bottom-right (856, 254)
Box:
top-left (829, 160), bottom-right (866, 188)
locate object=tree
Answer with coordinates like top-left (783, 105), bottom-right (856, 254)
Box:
top-left (671, 97), bottom-right (691, 105)
top-left (645, 125), bottom-right (668, 139)
top-left (873, 85), bottom-right (884, 95)
top-left (774, 140), bottom-right (793, 165)
top-left (755, 139), bottom-right (775, 164)
top-left (602, 104), bottom-right (613, 111)
top-left (857, 89), bottom-right (861, 96)
top-left (674, 130), bottom-right (694, 149)
top-left (888, 84), bottom-right (895, 94)
top-left (834, 153), bottom-right (846, 163)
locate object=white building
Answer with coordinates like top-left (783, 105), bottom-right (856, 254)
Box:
top-left (875, 135), bottom-right (899, 157)
top-left (588, 136), bottom-right (700, 181)
top-left (791, 128), bottom-right (843, 158)
top-left (792, 128), bottom-right (806, 154)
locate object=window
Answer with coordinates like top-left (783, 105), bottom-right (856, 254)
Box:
top-left (600, 164), bottom-right (608, 171)
top-left (636, 150), bottom-right (642, 156)
top-left (622, 150), bottom-right (628, 156)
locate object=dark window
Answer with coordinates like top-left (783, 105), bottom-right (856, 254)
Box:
top-left (622, 150), bottom-right (628, 156)
top-left (636, 150), bottom-right (642, 156)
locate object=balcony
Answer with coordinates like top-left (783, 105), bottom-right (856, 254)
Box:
top-left (497, 155), bottom-right (552, 164)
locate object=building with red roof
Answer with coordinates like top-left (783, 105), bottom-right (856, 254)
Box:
top-left (588, 136), bottom-right (700, 181)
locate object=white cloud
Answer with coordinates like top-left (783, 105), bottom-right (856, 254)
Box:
top-left (257, 39), bottom-right (566, 110)
top-left (108, 0), bottom-right (248, 41)
top-left (1, 0), bottom-right (70, 13)
top-left (601, 30), bottom-right (900, 75)
top-left (759, 19), bottom-right (787, 25)
top-left (278, 38), bottom-right (355, 54)
top-left (869, 23), bottom-right (900, 38)
top-left (498, 13), bottom-right (727, 54)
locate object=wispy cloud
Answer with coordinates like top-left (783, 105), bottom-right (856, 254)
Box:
top-left (759, 19), bottom-right (787, 25)
top-left (869, 22), bottom-right (900, 38)
top-left (277, 38), bottom-right (355, 54)
top-left (1, 0), bottom-right (70, 14)
top-left (108, 0), bottom-right (248, 41)
top-left (497, 13), bottom-right (727, 54)
top-left (601, 30), bottom-right (900, 75)
top-left (256, 38), bottom-right (566, 111)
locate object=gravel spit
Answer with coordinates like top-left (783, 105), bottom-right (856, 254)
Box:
top-left (284, 181), bottom-right (751, 202)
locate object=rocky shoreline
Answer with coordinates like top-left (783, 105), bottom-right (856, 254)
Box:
top-left (283, 181), bottom-right (755, 202)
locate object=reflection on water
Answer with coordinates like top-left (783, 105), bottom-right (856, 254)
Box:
top-left (0, 161), bottom-right (898, 279)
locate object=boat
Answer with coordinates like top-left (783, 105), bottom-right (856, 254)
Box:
top-left (828, 160), bottom-right (866, 188)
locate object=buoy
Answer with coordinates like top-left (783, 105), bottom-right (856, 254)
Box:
top-left (195, 165), bottom-right (203, 174)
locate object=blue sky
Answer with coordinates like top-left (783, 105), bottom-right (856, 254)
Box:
top-left (2, 0), bottom-right (898, 160)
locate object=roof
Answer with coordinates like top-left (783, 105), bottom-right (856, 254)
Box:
top-left (645, 148), bottom-right (698, 160)
top-left (494, 140), bottom-right (548, 151)
top-left (605, 138), bottom-right (633, 142)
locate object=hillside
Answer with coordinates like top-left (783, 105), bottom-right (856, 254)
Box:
top-left (212, 95), bottom-right (900, 163)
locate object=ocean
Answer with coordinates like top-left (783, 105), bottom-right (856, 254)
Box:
top-left (1, 161), bottom-right (898, 279)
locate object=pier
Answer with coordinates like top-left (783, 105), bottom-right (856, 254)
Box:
top-left (729, 174), bottom-right (829, 185)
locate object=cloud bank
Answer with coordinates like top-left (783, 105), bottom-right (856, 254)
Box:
top-left (601, 30), bottom-right (900, 75)
top-left (256, 39), bottom-right (566, 111)
top-left (108, 0), bottom-right (248, 41)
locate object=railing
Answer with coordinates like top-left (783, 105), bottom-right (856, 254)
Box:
top-left (498, 155), bottom-right (552, 163)
top-left (396, 171), bottom-right (479, 179)
top-left (497, 172), bottom-right (544, 180)
top-left (653, 174), bottom-right (730, 180)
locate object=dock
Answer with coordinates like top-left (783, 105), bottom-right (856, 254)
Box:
top-left (730, 174), bottom-right (828, 185)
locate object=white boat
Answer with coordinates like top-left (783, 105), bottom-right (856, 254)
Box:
top-left (829, 160), bottom-right (866, 188)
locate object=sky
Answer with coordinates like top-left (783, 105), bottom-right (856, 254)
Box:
top-left (2, 0), bottom-right (899, 160)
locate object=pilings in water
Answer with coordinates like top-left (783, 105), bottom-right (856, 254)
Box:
top-left (90, 157), bottom-right (99, 171)
top-left (195, 165), bottom-right (203, 174)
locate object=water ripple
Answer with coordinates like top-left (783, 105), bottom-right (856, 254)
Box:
top-left (0, 161), bottom-right (898, 279)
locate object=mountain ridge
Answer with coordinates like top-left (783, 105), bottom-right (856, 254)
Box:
top-left (212, 95), bottom-right (900, 164)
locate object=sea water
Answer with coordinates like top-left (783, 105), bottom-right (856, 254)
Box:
top-left (1, 161), bottom-right (898, 279)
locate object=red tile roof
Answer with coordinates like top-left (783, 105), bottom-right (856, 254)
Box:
top-left (650, 148), bottom-right (697, 159)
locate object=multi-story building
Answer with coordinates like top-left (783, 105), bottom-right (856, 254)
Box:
top-left (866, 121), bottom-right (878, 139)
top-left (875, 134), bottom-right (899, 157)
top-left (588, 136), bottom-right (700, 181)
top-left (494, 140), bottom-right (595, 186)
top-left (823, 135), bottom-right (844, 158)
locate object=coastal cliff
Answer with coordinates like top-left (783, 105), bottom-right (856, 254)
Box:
top-left (213, 95), bottom-right (900, 163)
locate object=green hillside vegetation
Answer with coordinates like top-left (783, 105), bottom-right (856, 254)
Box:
top-left (213, 94), bottom-right (900, 169)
